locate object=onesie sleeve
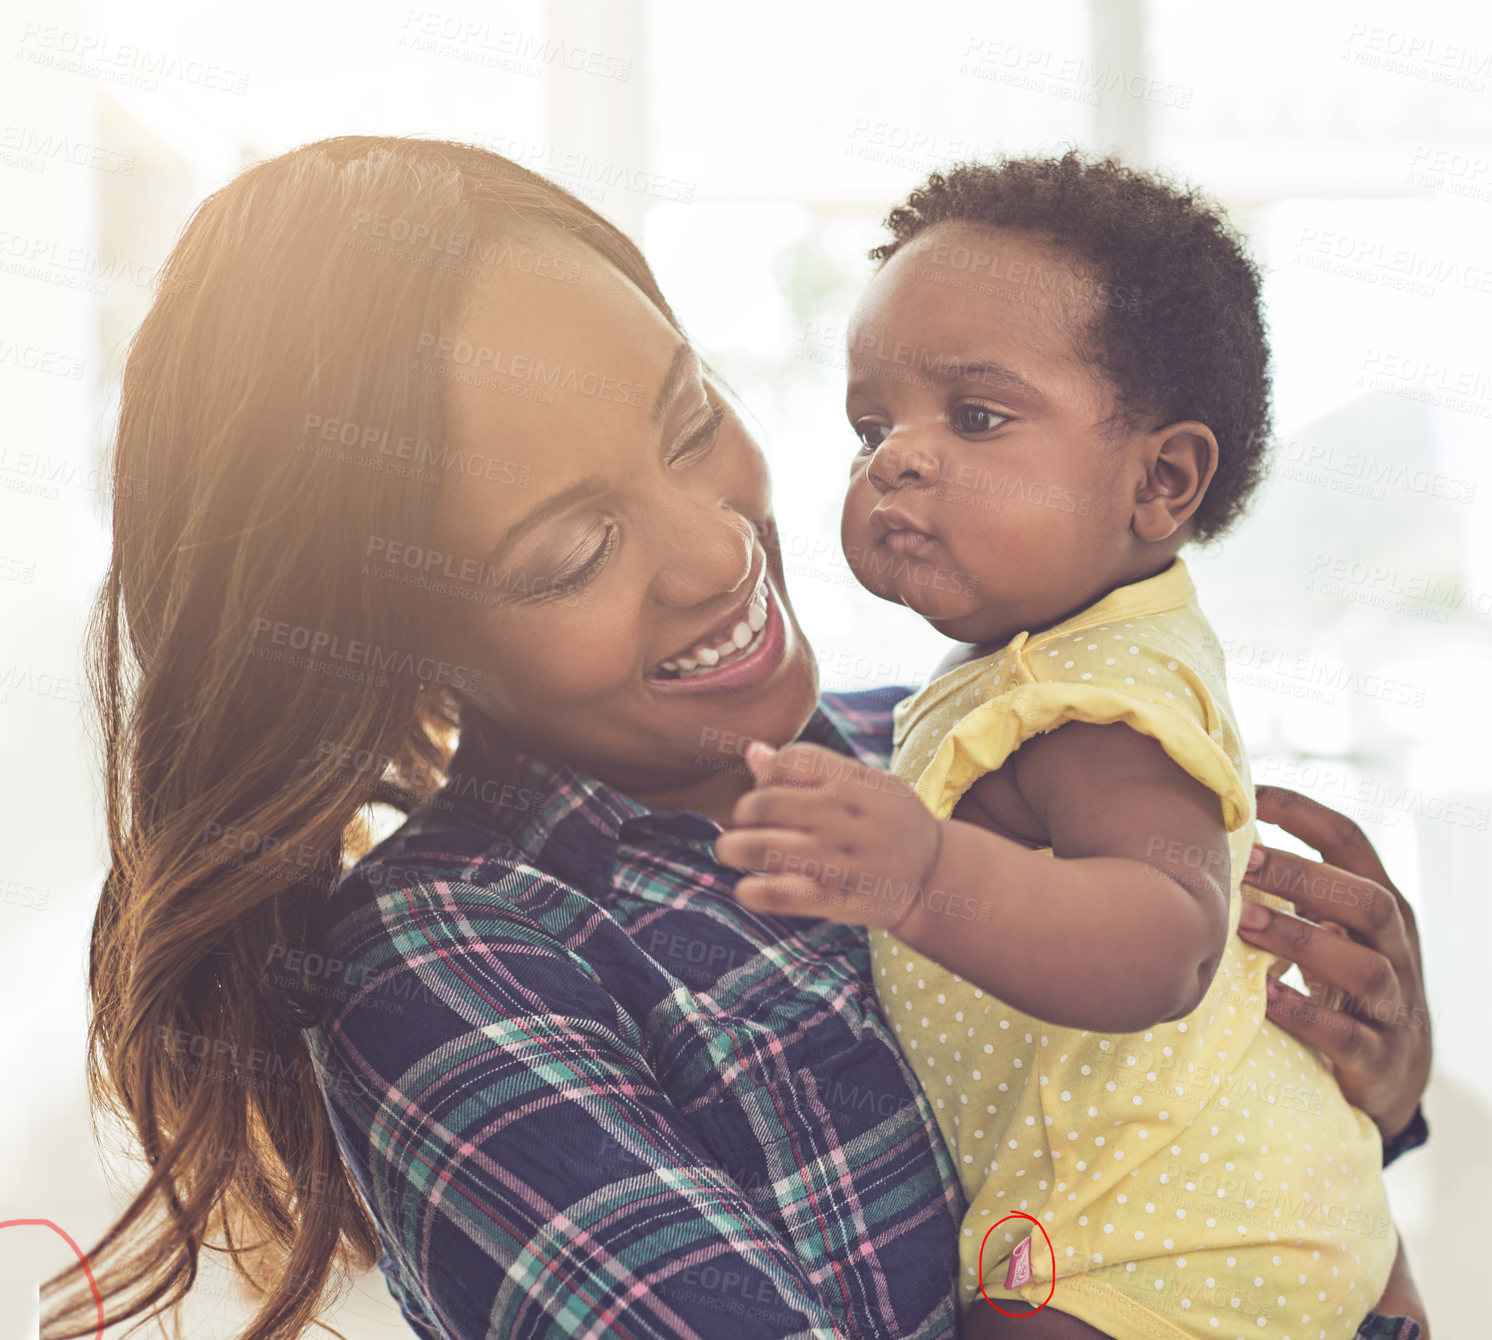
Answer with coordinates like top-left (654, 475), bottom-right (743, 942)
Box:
top-left (905, 632), bottom-right (1252, 833)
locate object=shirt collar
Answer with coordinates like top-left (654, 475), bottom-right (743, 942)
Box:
top-left (1046, 555), bottom-right (1194, 633)
top-left (438, 696), bottom-right (867, 899)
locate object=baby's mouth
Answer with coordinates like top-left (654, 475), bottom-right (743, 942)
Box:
top-left (882, 528), bottom-right (937, 557)
top-left (869, 501), bottom-right (937, 551)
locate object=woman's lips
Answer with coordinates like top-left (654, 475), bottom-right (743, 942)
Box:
top-left (653, 571), bottom-right (769, 675)
top-left (646, 582), bottom-right (787, 696)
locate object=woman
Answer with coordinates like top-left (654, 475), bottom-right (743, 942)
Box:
top-left (44, 137), bottom-right (1431, 1340)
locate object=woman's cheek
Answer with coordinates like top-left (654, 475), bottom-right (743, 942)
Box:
top-left (544, 598), bottom-right (646, 691)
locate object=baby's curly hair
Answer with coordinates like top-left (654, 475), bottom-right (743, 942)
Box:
top-left (870, 150), bottom-right (1273, 542)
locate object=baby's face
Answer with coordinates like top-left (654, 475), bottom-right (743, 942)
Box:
top-left (840, 222), bottom-right (1149, 649)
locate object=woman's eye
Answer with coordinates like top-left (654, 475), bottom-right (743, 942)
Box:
top-left (543, 523), bottom-right (616, 597)
top-left (951, 404), bottom-right (1009, 435)
top-left (853, 421), bottom-right (890, 452)
top-left (670, 403), bottom-right (725, 466)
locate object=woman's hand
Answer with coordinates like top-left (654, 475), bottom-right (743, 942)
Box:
top-left (714, 740), bottom-right (943, 931)
top-left (1236, 784), bottom-right (1431, 1141)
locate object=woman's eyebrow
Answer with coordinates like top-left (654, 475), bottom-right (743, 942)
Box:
top-left (651, 342), bottom-right (701, 423)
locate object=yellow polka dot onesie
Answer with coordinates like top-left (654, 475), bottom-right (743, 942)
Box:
top-left (868, 559), bottom-right (1396, 1339)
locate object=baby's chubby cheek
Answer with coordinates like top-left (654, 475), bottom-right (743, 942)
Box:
top-left (838, 486), bottom-right (873, 568)
top-left (905, 560), bottom-right (989, 621)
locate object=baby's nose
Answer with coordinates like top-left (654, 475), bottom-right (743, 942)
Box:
top-left (871, 436), bottom-right (939, 487)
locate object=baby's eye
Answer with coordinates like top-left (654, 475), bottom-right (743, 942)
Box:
top-left (951, 404), bottom-right (1010, 435)
top-left (852, 420), bottom-right (890, 451)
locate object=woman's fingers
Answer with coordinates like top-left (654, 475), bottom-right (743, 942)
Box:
top-left (1243, 842), bottom-right (1404, 953)
top-left (1298, 921), bottom-right (1354, 1015)
top-left (1254, 785), bottom-right (1394, 891)
top-left (1263, 975), bottom-right (1382, 1074)
top-left (1246, 784), bottom-right (1432, 1141)
top-left (1237, 903), bottom-right (1401, 1020)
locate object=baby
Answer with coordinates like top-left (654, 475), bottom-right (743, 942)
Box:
top-left (717, 153), bottom-right (1423, 1338)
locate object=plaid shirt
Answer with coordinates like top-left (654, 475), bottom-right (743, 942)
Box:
top-left (305, 687), bottom-right (1426, 1340)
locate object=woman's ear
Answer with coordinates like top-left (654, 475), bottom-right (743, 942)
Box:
top-left (1131, 420), bottom-right (1219, 542)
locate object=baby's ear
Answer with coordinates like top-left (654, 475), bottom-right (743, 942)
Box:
top-left (1131, 421), bottom-right (1218, 542)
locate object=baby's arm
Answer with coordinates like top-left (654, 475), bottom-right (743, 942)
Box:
top-left (904, 720), bottom-right (1232, 1031)
top-left (718, 725), bottom-right (1231, 1035)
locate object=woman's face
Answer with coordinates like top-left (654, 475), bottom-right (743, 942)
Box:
top-left (425, 234), bottom-right (819, 799)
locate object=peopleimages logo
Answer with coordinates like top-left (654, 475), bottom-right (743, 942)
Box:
top-left (414, 333), bottom-right (644, 406)
top-left (249, 618), bottom-right (483, 691)
top-left (350, 213), bottom-right (582, 282)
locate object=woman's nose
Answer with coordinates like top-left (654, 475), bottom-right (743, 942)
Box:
top-left (866, 432), bottom-right (939, 492)
top-left (650, 500), bottom-right (756, 607)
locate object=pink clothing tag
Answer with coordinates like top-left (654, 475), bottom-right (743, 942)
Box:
top-left (1004, 1233), bottom-right (1033, 1289)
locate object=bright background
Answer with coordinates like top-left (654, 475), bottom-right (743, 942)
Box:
top-left (2, 0), bottom-right (1489, 1335)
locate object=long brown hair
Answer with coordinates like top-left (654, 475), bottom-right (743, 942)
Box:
top-left (42, 136), bottom-right (685, 1340)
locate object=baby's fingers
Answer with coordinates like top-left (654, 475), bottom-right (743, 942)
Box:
top-left (713, 828), bottom-right (821, 877)
top-left (746, 739), bottom-right (847, 790)
top-left (733, 874), bottom-right (848, 920)
top-left (730, 784), bottom-right (840, 832)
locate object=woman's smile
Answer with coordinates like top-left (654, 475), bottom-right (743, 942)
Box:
top-left (646, 572), bottom-right (787, 695)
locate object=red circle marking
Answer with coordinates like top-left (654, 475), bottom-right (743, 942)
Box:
top-left (977, 1212), bottom-right (1056, 1317)
top-left (0, 1219), bottom-right (104, 1339)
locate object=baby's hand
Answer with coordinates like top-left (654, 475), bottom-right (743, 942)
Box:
top-left (713, 739), bottom-right (943, 931)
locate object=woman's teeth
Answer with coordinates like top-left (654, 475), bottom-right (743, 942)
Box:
top-left (656, 580), bottom-right (770, 679)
